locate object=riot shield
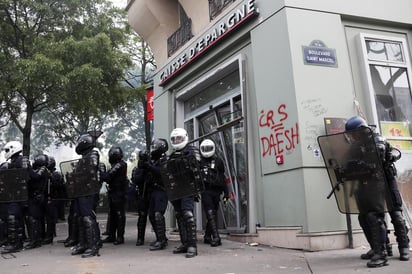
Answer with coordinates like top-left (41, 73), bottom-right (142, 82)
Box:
top-left (317, 127), bottom-right (393, 214)
top-left (60, 158), bottom-right (100, 198)
top-left (0, 168), bottom-right (29, 203)
top-left (160, 154), bottom-right (204, 201)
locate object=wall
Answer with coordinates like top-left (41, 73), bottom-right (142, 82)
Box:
top-left (151, 0), bottom-right (412, 241)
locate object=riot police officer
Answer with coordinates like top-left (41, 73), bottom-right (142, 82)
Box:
top-left (71, 133), bottom-right (101, 258)
top-left (24, 154), bottom-right (51, 250)
top-left (346, 116), bottom-right (410, 262)
top-left (43, 156), bottom-right (64, 245)
top-left (131, 150), bottom-right (151, 246)
top-left (169, 128), bottom-right (199, 258)
top-left (199, 139), bottom-right (229, 247)
top-left (147, 138), bottom-right (169, 251)
top-left (101, 146), bottom-right (128, 245)
top-left (0, 162), bottom-right (9, 247)
top-left (1, 141), bottom-right (29, 254)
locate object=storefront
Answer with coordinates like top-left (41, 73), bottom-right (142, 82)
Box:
top-left (127, 0), bottom-right (412, 250)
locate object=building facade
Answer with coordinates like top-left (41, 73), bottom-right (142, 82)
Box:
top-left (127, 0), bottom-right (412, 251)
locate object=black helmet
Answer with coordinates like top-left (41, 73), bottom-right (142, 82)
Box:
top-left (48, 156), bottom-right (56, 170)
top-left (33, 154), bottom-right (49, 169)
top-left (138, 150), bottom-right (148, 160)
top-left (345, 116), bottom-right (368, 131)
top-left (109, 146), bottom-right (123, 164)
top-left (75, 134), bottom-right (94, 155)
top-left (150, 138), bottom-right (168, 159)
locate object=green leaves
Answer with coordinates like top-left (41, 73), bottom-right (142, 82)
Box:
top-left (0, 0), bottom-right (136, 154)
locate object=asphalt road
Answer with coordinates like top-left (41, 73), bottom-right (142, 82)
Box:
top-left (1, 213), bottom-right (411, 274)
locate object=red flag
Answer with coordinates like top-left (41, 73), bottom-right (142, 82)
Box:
top-left (146, 89), bottom-right (154, 121)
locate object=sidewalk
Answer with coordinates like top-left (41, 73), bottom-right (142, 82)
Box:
top-left (1, 213), bottom-right (410, 274)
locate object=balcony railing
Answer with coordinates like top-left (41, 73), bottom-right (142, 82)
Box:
top-left (167, 18), bottom-right (193, 57)
top-left (209, 0), bottom-right (236, 21)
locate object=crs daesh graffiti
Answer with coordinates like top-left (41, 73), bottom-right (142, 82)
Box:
top-left (259, 104), bottom-right (299, 159)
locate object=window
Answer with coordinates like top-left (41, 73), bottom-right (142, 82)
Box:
top-left (358, 34), bottom-right (412, 150)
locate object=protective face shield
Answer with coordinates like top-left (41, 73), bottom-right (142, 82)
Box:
top-left (33, 154), bottom-right (49, 169)
top-left (4, 141), bottom-right (23, 160)
top-left (75, 134), bottom-right (94, 155)
top-left (151, 138), bottom-right (168, 159)
top-left (109, 146), bottom-right (123, 164)
top-left (345, 116), bottom-right (368, 131)
top-left (200, 139), bottom-right (215, 158)
top-left (48, 156), bottom-right (56, 170)
top-left (170, 128), bottom-right (188, 151)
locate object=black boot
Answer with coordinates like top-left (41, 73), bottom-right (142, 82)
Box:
top-left (150, 212), bottom-right (167, 251)
top-left (42, 217), bottom-right (56, 245)
top-left (203, 221), bottom-right (212, 244)
top-left (173, 212), bottom-right (188, 254)
top-left (2, 216), bottom-right (23, 254)
top-left (0, 218), bottom-right (7, 246)
top-left (135, 212), bottom-right (147, 246)
top-left (24, 217), bottom-right (42, 249)
top-left (390, 211), bottom-right (410, 261)
top-left (366, 214), bottom-right (388, 268)
top-left (64, 214), bottom-right (79, 247)
top-left (95, 220), bottom-right (102, 248)
top-left (102, 213), bottom-right (110, 236)
top-left (102, 213), bottom-right (116, 244)
top-left (206, 210), bottom-right (221, 247)
top-left (183, 210), bottom-right (197, 258)
top-left (359, 214), bottom-right (374, 259)
top-left (71, 217), bottom-right (87, 255)
top-left (114, 211), bottom-right (125, 245)
top-left (81, 216), bottom-right (100, 258)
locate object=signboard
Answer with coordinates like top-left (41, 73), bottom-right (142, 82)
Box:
top-left (146, 88), bottom-right (154, 121)
top-left (380, 121), bottom-right (412, 150)
top-left (324, 117), bottom-right (346, 135)
top-left (159, 0), bottom-right (258, 86)
top-left (303, 40), bottom-right (337, 67)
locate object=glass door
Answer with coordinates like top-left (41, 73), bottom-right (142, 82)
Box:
top-left (195, 96), bottom-right (246, 231)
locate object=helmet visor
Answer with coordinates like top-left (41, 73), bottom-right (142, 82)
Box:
top-left (171, 136), bottom-right (185, 145)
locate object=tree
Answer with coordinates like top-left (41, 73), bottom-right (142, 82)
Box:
top-left (122, 33), bottom-right (157, 151)
top-left (0, 0), bottom-right (133, 155)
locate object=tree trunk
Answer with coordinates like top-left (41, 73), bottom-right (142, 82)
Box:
top-left (22, 104), bottom-right (34, 157)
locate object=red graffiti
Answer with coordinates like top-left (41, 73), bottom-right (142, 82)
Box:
top-left (259, 105), bottom-right (299, 158)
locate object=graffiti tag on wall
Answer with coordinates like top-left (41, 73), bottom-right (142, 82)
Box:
top-left (259, 104), bottom-right (299, 158)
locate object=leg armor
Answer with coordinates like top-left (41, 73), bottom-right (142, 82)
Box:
top-left (389, 210), bottom-right (410, 261)
top-left (0, 218), bottom-right (7, 246)
top-left (204, 221), bottom-right (212, 244)
top-left (206, 209), bottom-right (221, 247)
top-left (71, 216), bottom-right (87, 255)
top-left (42, 216), bottom-right (56, 245)
top-left (102, 213), bottom-right (111, 236)
top-left (114, 211), bottom-right (125, 245)
top-left (365, 212), bottom-right (388, 268)
top-left (81, 216), bottom-right (100, 258)
top-left (150, 212), bottom-right (167, 251)
top-left (183, 210), bottom-right (197, 258)
top-left (24, 216), bottom-right (42, 249)
top-left (173, 212), bottom-right (188, 254)
top-left (102, 211), bottom-right (116, 243)
top-left (136, 211), bottom-right (147, 246)
top-left (64, 213), bottom-right (79, 247)
top-left (1, 215), bottom-right (23, 254)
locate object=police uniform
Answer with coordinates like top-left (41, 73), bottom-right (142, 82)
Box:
top-left (101, 147), bottom-right (128, 245)
top-left (71, 134), bottom-right (101, 258)
top-left (25, 154), bottom-right (50, 249)
top-left (168, 128), bottom-right (200, 258)
top-left (131, 151), bottom-right (151, 246)
top-left (1, 141), bottom-right (29, 254)
top-left (199, 139), bottom-right (229, 247)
